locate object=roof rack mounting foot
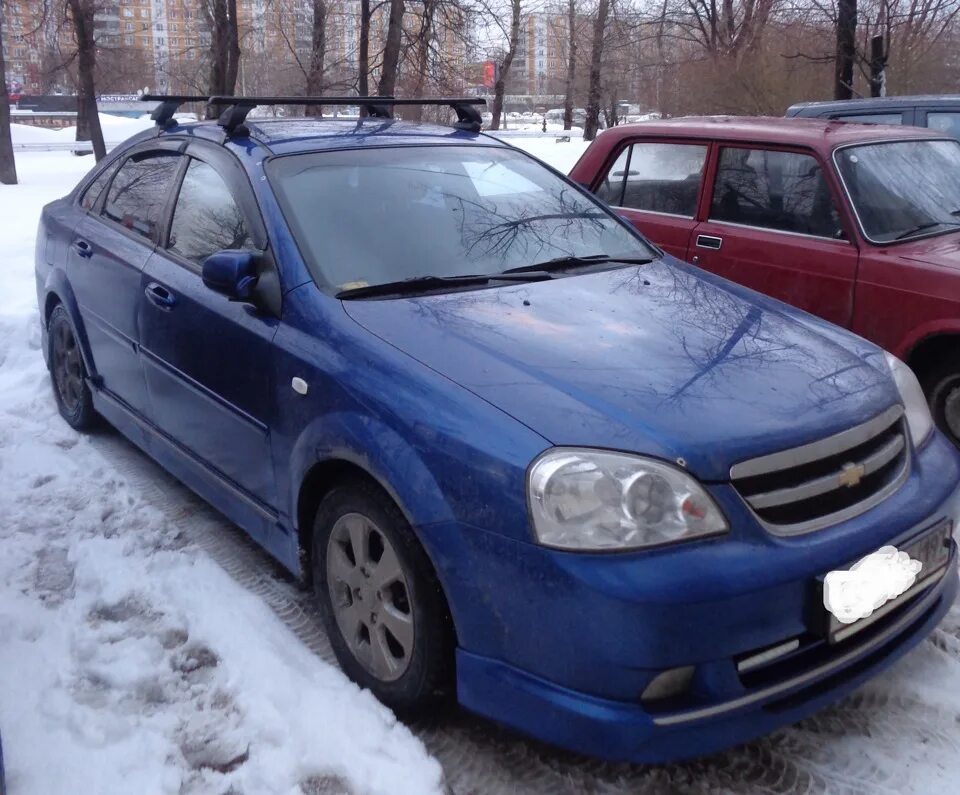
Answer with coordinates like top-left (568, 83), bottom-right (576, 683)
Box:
top-left (141, 94), bottom-right (212, 128)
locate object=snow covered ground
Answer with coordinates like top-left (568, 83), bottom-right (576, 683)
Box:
top-left (2, 141), bottom-right (960, 795)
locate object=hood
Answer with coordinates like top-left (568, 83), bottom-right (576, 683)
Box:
top-left (893, 233), bottom-right (960, 273)
top-left (343, 258), bottom-right (898, 480)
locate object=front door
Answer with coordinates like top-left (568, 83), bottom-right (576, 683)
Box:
top-left (592, 139), bottom-right (708, 260)
top-left (138, 154), bottom-right (279, 507)
top-left (689, 145), bottom-right (859, 328)
top-left (67, 149), bottom-right (183, 416)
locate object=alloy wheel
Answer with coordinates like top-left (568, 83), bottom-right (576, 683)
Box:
top-left (326, 512), bottom-right (415, 682)
top-left (52, 321), bottom-right (84, 414)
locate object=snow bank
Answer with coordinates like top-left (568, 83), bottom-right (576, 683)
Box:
top-left (0, 153), bottom-right (443, 795)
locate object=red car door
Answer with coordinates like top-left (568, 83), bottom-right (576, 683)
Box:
top-left (688, 144), bottom-right (859, 329)
top-left (591, 139), bottom-right (709, 260)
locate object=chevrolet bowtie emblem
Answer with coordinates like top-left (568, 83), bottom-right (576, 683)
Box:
top-left (839, 462), bottom-right (866, 488)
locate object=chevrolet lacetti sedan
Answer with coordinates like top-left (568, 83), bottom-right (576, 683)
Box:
top-left (35, 96), bottom-right (960, 763)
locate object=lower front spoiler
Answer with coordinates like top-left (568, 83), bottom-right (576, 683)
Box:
top-left (455, 561), bottom-right (957, 763)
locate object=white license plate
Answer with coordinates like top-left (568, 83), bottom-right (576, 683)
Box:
top-left (823, 523), bottom-right (951, 629)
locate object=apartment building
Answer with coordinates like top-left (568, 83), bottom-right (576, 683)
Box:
top-left (513, 7), bottom-right (571, 96)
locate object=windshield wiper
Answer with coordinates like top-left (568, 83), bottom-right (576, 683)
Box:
top-left (893, 220), bottom-right (960, 240)
top-left (336, 270), bottom-right (554, 299)
top-left (501, 254), bottom-right (654, 276)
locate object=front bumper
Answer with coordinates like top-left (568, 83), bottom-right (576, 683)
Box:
top-left (419, 431), bottom-right (960, 762)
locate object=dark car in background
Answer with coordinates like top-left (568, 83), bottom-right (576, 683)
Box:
top-left (787, 95), bottom-right (960, 138)
top-left (570, 116), bottom-right (960, 448)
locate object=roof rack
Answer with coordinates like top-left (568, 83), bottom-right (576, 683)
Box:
top-left (141, 94), bottom-right (220, 128)
top-left (205, 95), bottom-right (487, 135)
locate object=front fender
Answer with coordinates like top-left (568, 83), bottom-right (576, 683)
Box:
top-left (287, 410), bottom-right (455, 533)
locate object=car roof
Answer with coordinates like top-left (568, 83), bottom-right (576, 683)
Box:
top-left (153, 117), bottom-right (507, 156)
top-left (599, 115), bottom-right (947, 152)
top-left (788, 95), bottom-right (960, 114)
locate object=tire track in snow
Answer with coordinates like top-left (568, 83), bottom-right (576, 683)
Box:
top-left (91, 429), bottom-right (960, 795)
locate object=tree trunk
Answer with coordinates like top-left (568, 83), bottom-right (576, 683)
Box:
top-left (359, 0), bottom-right (370, 97)
top-left (563, 0), bottom-right (577, 131)
top-left (409, 0), bottom-right (436, 121)
top-left (68, 0), bottom-right (106, 160)
top-left (0, 8), bottom-right (18, 184)
top-left (225, 0), bottom-right (241, 95)
top-left (834, 0), bottom-right (857, 100)
top-left (490, 0), bottom-right (521, 131)
top-left (869, 33), bottom-right (886, 97)
top-left (204, 0), bottom-right (240, 118)
top-left (583, 0), bottom-right (610, 141)
top-left (306, 0), bottom-right (327, 116)
top-left (377, 0), bottom-right (405, 97)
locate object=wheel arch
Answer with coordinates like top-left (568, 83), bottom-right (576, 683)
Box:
top-left (40, 272), bottom-right (97, 377)
top-left (905, 331), bottom-right (960, 381)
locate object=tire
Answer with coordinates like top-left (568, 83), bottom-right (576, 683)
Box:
top-left (920, 354), bottom-right (960, 448)
top-left (311, 480), bottom-right (453, 715)
top-left (47, 305), bottom-right (97, 431)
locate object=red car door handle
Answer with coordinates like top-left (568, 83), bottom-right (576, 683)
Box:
top-left (695, 235), bottom-right (723, 250)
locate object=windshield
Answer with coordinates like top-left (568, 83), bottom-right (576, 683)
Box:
top-left (835, 139), bottom-right (960, 243)
top-left (267, 145), bottom-right (656, 292)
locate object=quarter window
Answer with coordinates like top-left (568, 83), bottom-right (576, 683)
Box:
top-left (79, 161), bottom-right (119, 211)
top-left (169, 159), bottom-right (253, 264)
top-left (710, 148), bottom-right (842, 239)
top-left (102, 152), bottom-right (181, 241)
top-left (927, 112), bottom-right (960, 139)
top-left (596, 142), bottom-right (706, 217)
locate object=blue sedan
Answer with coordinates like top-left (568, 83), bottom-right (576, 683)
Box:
top-left (35, 96), bottom-right (960, 763)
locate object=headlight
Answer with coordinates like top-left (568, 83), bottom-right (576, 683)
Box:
top-left (527, 449), bottom-right (728, 551)
top-left (884, 353), bottom-right (933, 447)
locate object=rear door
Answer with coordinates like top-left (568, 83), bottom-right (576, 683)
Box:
top-left (138, 145), bottom-right (279, 507)
top-left (592, 139), bottom-right (708, 260)
top-left (68, 145), bottom-right (183, 417)
top-left (689, 145), bottom-right (859, 328)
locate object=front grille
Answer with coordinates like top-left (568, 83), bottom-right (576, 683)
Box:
top-left (731, 405), bottom-right (908, 534)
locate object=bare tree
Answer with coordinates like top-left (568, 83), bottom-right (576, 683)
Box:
top-left (202, 0), bottom-right (241, 116)
top-left (307, 0), bottom-right (328, 114)
top-left (835, 0), bottom-right (857, 98)
top-left (584, 0), bottom-right (611, 140)
top-left (490, 0), bottom-right (521, 131)
top-left (379, 0), bottom-right (406, 95)
top-left (66, 0), bottom-right (105, 160)
top-left (0, 0), bottom-right (18, 184)
top-left (563, 0), bottom-right (578, 130)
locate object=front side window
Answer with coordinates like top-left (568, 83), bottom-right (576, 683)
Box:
top-left (268, 146), bottom-right (655, 292)
top-left (833, 112), bottom-right (903, 125)
top-left (102, 152), bottom-right (181, 241)
top-left (169, 159), bottom-right (253, 264)
top-left (710, 148), bottom-right (841, 238)
top-left (835, 139), bottom-right (960, 243)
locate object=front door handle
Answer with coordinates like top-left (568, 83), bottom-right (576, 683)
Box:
top-left (695, 234), bottom-right (723, 250)
top-left (145, 282), bottom-right (176, 310)
top-left (72, 239), bottom-right (92, 258)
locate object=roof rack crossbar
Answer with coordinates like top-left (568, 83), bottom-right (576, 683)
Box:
top-left (141, 94), bottom-right (216, 128)
top-left (201, 95), bottom-right (486, 134)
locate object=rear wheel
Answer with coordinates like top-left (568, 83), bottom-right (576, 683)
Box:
top-left (921, 354), bottom-right (960, 448)
top-left (48, 305), bottom-right (96, 431)
top-left (311, 481), bottom-right (452, 714)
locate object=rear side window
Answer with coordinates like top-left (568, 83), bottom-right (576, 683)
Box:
top-left (102, 152), bottom-right (181, 241)
top-left (79, 161), bottom-right (119, 211)
top-left (596, 142), bottom-right (706, 217)
top-left (710, 148), bottom-right (842, 239)
top-left (832, 112), bottom-right (903, 125)
top-left (168, 159), bottom-right (253, 264)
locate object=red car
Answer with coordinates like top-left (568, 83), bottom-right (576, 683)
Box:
top-left (570, 116), bottom-right (960, 446)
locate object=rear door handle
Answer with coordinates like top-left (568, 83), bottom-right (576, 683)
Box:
top-left (144, 282), bottom-right (176, 310)
top-left (72, 239), bottom-right (92, 258)
top-left (695, 234), bottom-right (723, 250)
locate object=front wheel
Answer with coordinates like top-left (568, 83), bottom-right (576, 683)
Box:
top-left (922, 355), bottom-right (960, 448)
top-left (311, 481), bottom-right (453, 714)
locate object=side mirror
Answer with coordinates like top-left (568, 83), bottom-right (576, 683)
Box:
top-left (201, 249), bottom-right (258, 301)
